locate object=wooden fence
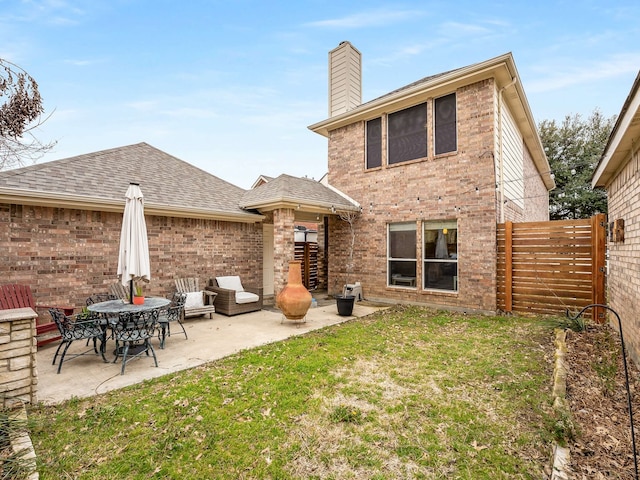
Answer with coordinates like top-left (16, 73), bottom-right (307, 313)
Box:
top-left (497, 214), bottom-right (607, 320)
top-left (294, 242), bottom-right (318, 290)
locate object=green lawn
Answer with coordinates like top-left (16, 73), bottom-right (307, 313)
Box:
top-left (28, 306), bottom-right (557, 479)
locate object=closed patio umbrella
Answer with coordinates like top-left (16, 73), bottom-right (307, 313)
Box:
top-left (117, 183), bottom-right (151, 303)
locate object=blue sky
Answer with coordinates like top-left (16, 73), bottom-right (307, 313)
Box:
top-left (1, 1), bottom-right (639, 189)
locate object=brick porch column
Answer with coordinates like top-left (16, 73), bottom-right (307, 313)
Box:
top-left (273, 208), bottom-right (295, 295)
top-left (0, 307), bottom-right (38, 407)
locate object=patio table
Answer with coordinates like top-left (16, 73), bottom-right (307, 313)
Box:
top-left (86, 297), bottom-right (170, 314)
top-left (87, 297), bottom-right (170, 355)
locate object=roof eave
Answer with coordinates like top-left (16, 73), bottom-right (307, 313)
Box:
top-left (592, 72), bottom-right (640, 188)
top-left (308, 52), bottom-right (554, 191)
top-left (240, 197), bottom-right (360, 214)
top-left (308, 53), bottom-right (516, 137)
top-left (0, 189), bottom-right (264, 223)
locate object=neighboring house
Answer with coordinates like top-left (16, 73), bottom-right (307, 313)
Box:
top-left (0, 143), bottom-right (358, 308)
top-left (592, 71), bottom-right (640, 364)
top-left (309, 42), bottom-right (554, 313)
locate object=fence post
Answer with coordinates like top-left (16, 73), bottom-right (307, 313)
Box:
top-left (591, 213), bottom-right (607, 323)
top-left (505, 221), bottom-right (513, 312)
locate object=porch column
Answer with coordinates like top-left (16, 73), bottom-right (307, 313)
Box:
top-left (0, 307), bottom-right (38, 407)
top-left (273, 208), bottom-right (296, 295)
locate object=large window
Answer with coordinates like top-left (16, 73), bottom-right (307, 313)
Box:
top-left (434, 93), bottom-right (457, 155)
top-left (423, 220), bottom-right (458, 291)
top-left (388, 222), bottom-right (417, 288)
top-left (366, 117), bottom-right (382, 169)
top-left (388, 103), bottom-right (427, 165)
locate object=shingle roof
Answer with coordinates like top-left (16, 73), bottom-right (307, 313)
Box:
top-left (240, 174), bottom-right (359, 212)
top-left (0, 142), bottom-right (262, 221)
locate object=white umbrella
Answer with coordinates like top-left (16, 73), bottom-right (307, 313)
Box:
top-left (117, 183), bottom-right (151, 303)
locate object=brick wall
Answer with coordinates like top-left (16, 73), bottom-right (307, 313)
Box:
top-left (0, 203), bottom-right (263, 309)
top-left (326, 79), bottom-right (500, 312)
top-left (606, 148), bottom-right (640, 365)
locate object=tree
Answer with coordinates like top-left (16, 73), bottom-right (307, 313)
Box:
top-left (538, 110), bottom-right (614, 220)
top-left (0, 59), bottom-right (55, 170)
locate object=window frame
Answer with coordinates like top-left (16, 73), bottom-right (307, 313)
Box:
top-left (365, 117), bottom-right (382, 169)
top-left (423, 219), bottom-right (458, 292)
top-left (387, 222), bottom-right (417, 289)
top-left (387, 102), bottom-right (428, 165)
top-left (434, 93), bottom-right (457, 155)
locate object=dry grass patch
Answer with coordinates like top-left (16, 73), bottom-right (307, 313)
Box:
top-left (28, 306), bottom-right (556, 479)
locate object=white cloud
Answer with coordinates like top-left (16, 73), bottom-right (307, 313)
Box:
top-left (527, 53), bottom-right (640, 93)
top-left (305, 8), bottom-right (425, 29)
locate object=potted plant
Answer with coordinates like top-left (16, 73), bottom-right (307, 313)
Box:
top-left (335, 210), bottom-right (360, 316)
top-left (133, 283), bottom-right (145, 305)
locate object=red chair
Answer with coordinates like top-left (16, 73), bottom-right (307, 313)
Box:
top-left (0, 284), bottom-right (74, 347)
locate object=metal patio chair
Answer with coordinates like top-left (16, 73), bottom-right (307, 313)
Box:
top-left (49, 308), bottom-right (107, 374)
top-left (112, 309), bottom-right (159, 375)
top-left (157, 292), bottom-right (187, 349)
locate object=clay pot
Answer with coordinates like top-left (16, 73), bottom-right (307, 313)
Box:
top-left (133, 296), bottom-right (145, 305)
top-left (277, 260), bottom-right (312, 320)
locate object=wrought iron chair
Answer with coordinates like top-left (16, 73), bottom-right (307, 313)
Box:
top-left (112, 309), bottom-right (159, 375)
top-left (85, 293), bottom-right (117, 306)
top-left (85, 293), bottom-right (119, 345)
top-left (157, 292), bottom-right (187, 349)
top-left (49, 308), bottom-right (107, 374)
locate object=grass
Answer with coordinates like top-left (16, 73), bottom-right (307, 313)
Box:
top-left (1, 406), bottom-right (33, 480)
top-left (28, 306), bottom-right (557, 479)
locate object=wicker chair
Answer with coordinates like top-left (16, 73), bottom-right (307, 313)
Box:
top-left (206, 276), bottom-right (263, 316)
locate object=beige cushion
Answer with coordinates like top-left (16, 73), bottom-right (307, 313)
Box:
top-left (235, 291), bottom-right (259, 304)
top-left (184, 291), bottom-right (204, 309)
top-left (216, 276), bottom-right (244, 292)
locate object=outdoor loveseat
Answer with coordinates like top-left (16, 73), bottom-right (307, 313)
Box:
top-left (206, 276), bottom-right (263, 316)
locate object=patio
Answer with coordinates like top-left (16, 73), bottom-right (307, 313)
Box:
top-left (36, 296), bottom-right (386, 404)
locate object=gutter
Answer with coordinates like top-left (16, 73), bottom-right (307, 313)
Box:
top-left (0, 188), bottom-right (264, 223)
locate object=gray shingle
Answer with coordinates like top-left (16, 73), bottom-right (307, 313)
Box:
top-left (0, 142), bottom-right (260, 220)
top-left (240, 174), bottom-right (359, 211)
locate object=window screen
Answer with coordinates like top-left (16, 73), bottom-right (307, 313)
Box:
top-left (434, 93), bottom-right (457, 155)
top-left (366, 117), bottom-right (382, 169)
top-left (388, 103), bottom-right (427, 165)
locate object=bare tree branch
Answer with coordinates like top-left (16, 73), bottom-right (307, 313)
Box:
top-left (0, 59), bottom-right (56, 170)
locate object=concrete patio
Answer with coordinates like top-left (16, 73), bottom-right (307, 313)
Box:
top-left (36, 297), bottom-right (386, 405)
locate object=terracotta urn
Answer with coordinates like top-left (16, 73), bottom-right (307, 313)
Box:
top-left (277, 260), bottom-right (312, 320)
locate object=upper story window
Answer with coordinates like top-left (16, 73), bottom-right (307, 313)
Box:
top-left (388, 103), bottom-right (427, 165)
top-left (434, 93), bottom-right (457, 155)
top-left (366, 117), bottom-right (382, 169)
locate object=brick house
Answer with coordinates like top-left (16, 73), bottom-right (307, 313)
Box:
top-left (0, 143), bottom-right (358, 309)
top-left (592, 71), bottom-right (640, 363)
top-left (309, 42), bottom-right (554, 313)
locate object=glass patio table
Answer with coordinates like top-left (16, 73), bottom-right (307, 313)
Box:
top-left (87, 297), bottom-right (170, 355)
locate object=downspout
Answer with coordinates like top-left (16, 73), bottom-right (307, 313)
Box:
top-left (497, 76), bottom-right (518, 223)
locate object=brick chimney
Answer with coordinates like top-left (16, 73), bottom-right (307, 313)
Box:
top-left (328, 41), bottom-right (362, 117)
